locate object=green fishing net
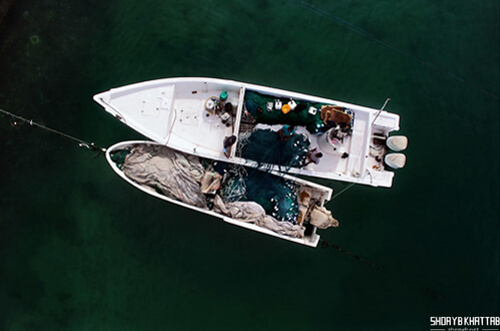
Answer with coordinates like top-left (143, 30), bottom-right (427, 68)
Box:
top-left (110, 148), bottom-right (130, 169)
top-left (244, 91), bottom-right (326, 133)
top-left (222, 168), bottom-right (299, 223)
top-left (240, 129), bottom-right (310, 170)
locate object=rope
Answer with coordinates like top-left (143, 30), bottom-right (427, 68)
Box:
top-left (332, 182), bottom-right (356, 200)
top-left (299, 1), bottom-right (499, 100)
top-left (319, 239), bottom-right (383, 270)
top-left (0, 107), bottom-right (106, 154)
top-left (372, 98), bottom-right (391, 125)
top-left (319, 239), bottom-right (443, 301)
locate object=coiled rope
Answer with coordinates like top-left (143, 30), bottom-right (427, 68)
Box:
top-left (0, 107), bottom-right (106, 154)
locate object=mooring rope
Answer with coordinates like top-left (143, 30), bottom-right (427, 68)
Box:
top-left (319, 239), bottom-right (383, 270)
top-left (0, 107), bottom-right (106, 154)
top-left (299, 1), bottom-right (499, 100)
top-left (331, 182), bottom-right (356, 200)
top-left (319, 238), bottom-right (443, 301)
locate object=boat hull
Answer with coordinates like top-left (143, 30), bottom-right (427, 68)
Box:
top-left (105, 140), bottom-right (340, 247)
top-left (95, 77), bottom-right (402, 187)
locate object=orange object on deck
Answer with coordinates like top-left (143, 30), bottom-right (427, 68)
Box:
top-left (281, 104), bottom-right (291, 114)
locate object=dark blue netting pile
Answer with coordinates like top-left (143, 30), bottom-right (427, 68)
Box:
top-left (222, 168), bottom-right (299, 223)
top-left (240, 128), bottom-right (310, 170)
top-left (110, 148), bottom-right (130, 169)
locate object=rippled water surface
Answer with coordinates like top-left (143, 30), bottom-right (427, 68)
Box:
top-left (0, 0), bottom-right (498, 330)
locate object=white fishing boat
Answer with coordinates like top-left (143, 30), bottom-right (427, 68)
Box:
top-left (94, 77), bottom-right (407, 188)
top-left (106, 140), bottom-right (339, 247)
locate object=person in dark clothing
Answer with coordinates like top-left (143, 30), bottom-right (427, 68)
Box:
top-left (277, 125), bottom-right (296, 141)
top-left (223, 135), bottom-right (237, 158)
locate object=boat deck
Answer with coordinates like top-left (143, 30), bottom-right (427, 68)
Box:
top-left (168, 95), bottom-right (234, 156)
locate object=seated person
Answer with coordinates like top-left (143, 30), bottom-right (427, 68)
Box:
top-left (223, 135), bottom-right (237, 158)
top-left (304, 147), bottom-right (323, 166)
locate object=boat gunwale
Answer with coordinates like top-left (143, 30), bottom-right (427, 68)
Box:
top-left (95, 77), bottom-right (401, 123)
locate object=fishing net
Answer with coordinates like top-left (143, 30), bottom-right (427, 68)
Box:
top-left (213, 195), bottom-right (305, 238)
top-left (239, 129), bottom-right (310, 170)
top-left (111, 144), bottom-right (306, 238)
top-left (243, 171), bottom-right (299, 223)
top-left (110, 148), bottom-right (130, 169)
top-left (255, 215), bottom-right (305, 238)
top-left (213, 195), bottom-right (266, 220)
top-left (221, 176), bottom-right (246, 202)
top-left (217, 161), bottom-right (300, 223)
top-left (244, 91), bottom-right (326, 133)
top-left (117, 144), bottom-right (207, 208)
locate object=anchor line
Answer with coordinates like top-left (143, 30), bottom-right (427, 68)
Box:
top-left (0, 107), bottom-right (106, 154)
top-left (332, 182), bottom-right (356, 200)
top-left (299, 1), bottom-right (499, 100)
top-left (319, 239), bottom-right (443, 301)
top-left (319, 239), bottom-right (383, 271)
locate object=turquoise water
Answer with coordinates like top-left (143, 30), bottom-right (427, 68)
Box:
top-left (0, 0), bottom-right (498, 330)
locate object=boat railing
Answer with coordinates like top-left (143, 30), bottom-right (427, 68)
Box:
top-left (98, 97), bottom-right (128, 125)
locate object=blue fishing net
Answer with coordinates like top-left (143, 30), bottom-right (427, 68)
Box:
top-left (221, 176), bottom-right (246, 202)
top-left (229, 170), bottom-right (299, 223)
top-left (240, 129), bottom-right (310, 170)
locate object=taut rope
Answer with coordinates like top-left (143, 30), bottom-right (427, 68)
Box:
top-left (0, 107), bottom-right (106, 154)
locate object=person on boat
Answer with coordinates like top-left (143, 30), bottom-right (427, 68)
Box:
top-left (304, 147), bottom-right (323, 166)
top-left (277, 125), bottom-right (296, 141)
top-left (223, 135), bottom-right (237, 158)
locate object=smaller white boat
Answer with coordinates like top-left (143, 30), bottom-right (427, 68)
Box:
top-left (106, 140), bottom-right (340, 247)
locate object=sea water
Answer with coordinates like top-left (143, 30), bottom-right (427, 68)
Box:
top-left (0, 0), bottom-right (498, 330)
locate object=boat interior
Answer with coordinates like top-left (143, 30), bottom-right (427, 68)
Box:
top-left (169, 81), bottom-right (403, 185)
